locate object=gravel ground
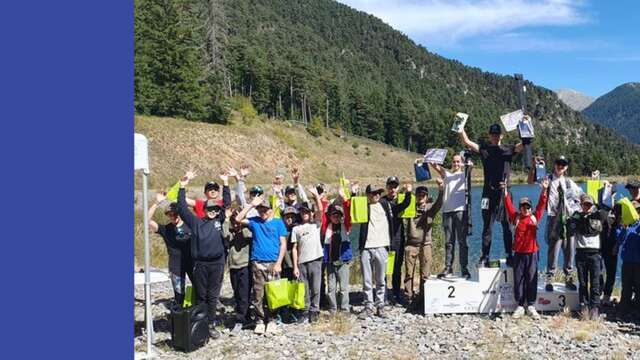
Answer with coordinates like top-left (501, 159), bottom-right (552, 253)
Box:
top-left (134, 273), bottom-right (640, 359)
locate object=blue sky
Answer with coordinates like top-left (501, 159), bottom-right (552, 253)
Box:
top-left (338, 0), bottom-right (639, 97)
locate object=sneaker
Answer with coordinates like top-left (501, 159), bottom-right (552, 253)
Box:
top-left (309, 312), bottom-right (320, 323)
top-left (437, 267), bottom-right (453, 279)
top-left (589, 307), bottom-right (600, 321)
top-left (296, 313), bottom-right (309, 324)
top-left (265, 322), bottom-right (281, 335)
top-left (376, 307), bottom-right (388, 319)
top-left (461, 269), bottom-right (471, 280)
top-left (526, 306), bottom-right (541, 320)
top-left (357, 308), bottom-right (373, 320)
top-left (209, 328), bottom-right (221, 339)
top-left (230, 322), bottom-right (243, 335)
top-left (253, 323), bottom-right (266, 335)
top-left (565, 277), bottom-right (577, 291)
top-left (512, 306), bottom-right (525, 319)
top-left (545, 283), bottom-right (554, 292)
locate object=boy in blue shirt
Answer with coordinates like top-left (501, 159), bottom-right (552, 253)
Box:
top-left (235, 195), bottom-right (288, 334)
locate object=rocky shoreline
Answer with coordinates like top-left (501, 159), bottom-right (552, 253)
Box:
top-left (134, 273), bottom-right (640, 359)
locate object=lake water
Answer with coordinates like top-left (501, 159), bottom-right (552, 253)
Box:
top-left (349, 183), bottom-right (632, 281)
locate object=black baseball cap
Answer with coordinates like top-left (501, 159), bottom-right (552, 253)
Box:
top-left (164, 203), bottom-right (178, 214)
top-left (415, 186), bottom-right (429, 196)
top-left (249, 185), bottom-right (264, 196)
top-left (283, 206), bottom-right (297, 215)
top-left (489, 123), bottom-right (502, 135)
top-left (204, 182), bottom-right (220, 192)
top-left (554, 156), bottom-right (569, 166)
top-left (204, 199), bottom-right (222, 211)
top-left (298, 203), bottom-right (312, 213)
top-left (366, 184), bottom-right (385, 194)
top-left (284, 185), bottom-right (297, 195)
top-left (328, 204), bottom-right (344, 215)
top-left (386, 176), bottom-right (400, 186)
top-left (519, 197), bottom-right (532, 207)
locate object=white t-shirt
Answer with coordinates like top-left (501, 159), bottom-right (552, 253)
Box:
top-left (443, 170), bottom-right (466, 213)
top-left (365, 203), bottom-right (390, 248)
top-left (291, 222), bottom-right (324, 264)
top-left (547, 174), bottom-right (582, 217)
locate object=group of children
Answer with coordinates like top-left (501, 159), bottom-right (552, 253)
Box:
top-left (147, 121), bottom-right (640, 339)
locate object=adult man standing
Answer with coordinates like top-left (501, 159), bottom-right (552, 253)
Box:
top-left (381, 176), bottom-right (413, 305)
top-left (357, 182), bottom-right (412, 319)
top-left (459, 123), bottom-right (523, 266)
top-left (545, 156), bottom-right (583, 291)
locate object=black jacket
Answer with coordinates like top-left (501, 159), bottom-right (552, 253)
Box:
top-left (177, 188), bottom-right (227, 262)
top-left (358, 191), bottom-right (412, 251)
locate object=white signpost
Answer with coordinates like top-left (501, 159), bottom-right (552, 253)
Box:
top-left (424, 259), bottom-right (578, 314)
top-left (134, 133), bottom-right (154, 360)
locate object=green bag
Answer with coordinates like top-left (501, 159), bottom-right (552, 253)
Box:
top-left (166, 181), bottom-right (180, 201)
top-left (397, 193), bottom-right (417, 218)
top-left (288, 280), bottom-right (306, 310)
top-left (182, 285), bottom-right (194, 308)
top-left (350, 196), bottom-right (368, 223)
top-left (586, 180), bottom-right (602, 205)
top-left (386, 251), bottom-right (395, 275)
top-left (265, 278), bottom-right (291, 310)
top-left (619, 198), bottom-right (640, 226)
top-left (270, 195), bottom-right (282, 219)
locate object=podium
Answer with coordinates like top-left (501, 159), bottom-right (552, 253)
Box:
top-left (423, 260), bottom-right (578, 314)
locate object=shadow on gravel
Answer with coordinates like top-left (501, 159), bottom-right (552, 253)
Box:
top-left (134, 317), bottom-right (171, 337)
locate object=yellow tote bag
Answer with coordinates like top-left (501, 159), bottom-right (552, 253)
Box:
top-left (386, 251), bottom-right (395, 275)
top-left (586, 180), bottom-right (602, 205)
top-left (270, 195), bottom-right (282, 219)
top-left (265, 279), bottom-right (291, 310)
top-left (619, 198), bottom-right (640, 226)
top-left (339, 176), bottom-right (351, 200)
top-left (350, 196), bottom-right (368, 223)
top-left (397, 193), bottom-right (417, 218)
top-left (166, 181), bottom-right (181, 201)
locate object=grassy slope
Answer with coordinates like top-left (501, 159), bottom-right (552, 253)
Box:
top-left (134, 113), bottom-right (423, 190)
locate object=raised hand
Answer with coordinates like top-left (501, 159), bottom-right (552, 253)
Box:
top-left (227, 167), bottom-right (238, 179)
top-left (250, 194), bottom-right (265, 207)
top-left (308, 186), bottom-right (319, 198)
top-left (540, 177), bottom-right (550, 190)
top-left (435, 177), bottom-right (444, 189)
top-left (338, 186), bottom-right (346, 199)
top-left (350, 181), bottom-right (360, 195)
top-left (155, 192), bottom-right (167, 204)
top-left (239, 164), bottom-right (250, 178)
top-left (185, 170), bottom-right (196, 181)
top-left (219, 171), bottom-right (229, 183)
top-left (291, 167), bottom-right (300, 184)
top-left (403, 182), bottom-right (413, 193)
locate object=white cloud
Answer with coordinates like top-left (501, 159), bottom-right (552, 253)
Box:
top-left (476, 32), bottom-right (607, 52)
top-left (339, 0), bottom-right (589, 45)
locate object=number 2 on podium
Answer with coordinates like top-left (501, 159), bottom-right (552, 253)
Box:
top-left (447, 286), bottom-right (455, 298)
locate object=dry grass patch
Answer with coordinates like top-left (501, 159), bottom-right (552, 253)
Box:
top-left (308, 312), bottom-right (353, 335)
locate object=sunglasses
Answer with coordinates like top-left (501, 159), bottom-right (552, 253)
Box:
top-left (206, 207), bottom-right (221, 212)
top-left (520, 204), bottom-right (531, 209)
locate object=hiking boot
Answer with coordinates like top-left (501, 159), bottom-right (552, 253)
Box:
top-left (478, 257), bottom-right (489, 268)
top-left (545, 282), bottom-right (554, 292)
top-left (565, 277), bottom-right (577, 291)
top-left (309, 311), bottom-right (320, 323)
top-left (376, 307), bottom-right (388, 319)
top-left (589, 307), bottom-right (600, 321)
top-left (253, 323), bottom-right (266, 335)
top-left (438, 267), bottom-right (454, 279)
top-left (506, 255), bottom-right (514, 268)
top-left (512, 306), bottom-right (525, 319)
top-left (602, 294), bottom-right (612, 307)
top-left (357, 308), bottom-right (373, 320)
top-left (209, 327), bottom-right (221, 339)
top-left (526, 306), bottom-right (541, 320)
top-left (461, 269), bottom-right (471, 280)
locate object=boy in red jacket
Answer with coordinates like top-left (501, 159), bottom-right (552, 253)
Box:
top-left (504, 178), bottom-right (549, 319)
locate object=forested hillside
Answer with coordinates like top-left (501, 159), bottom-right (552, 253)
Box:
top-left (134, 0), bottom-right (640, 175)
top-left (583, 83), bottom-right (640, 144)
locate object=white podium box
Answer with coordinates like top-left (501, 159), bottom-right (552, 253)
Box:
top-left (423, 259), bottom-right (579, 314)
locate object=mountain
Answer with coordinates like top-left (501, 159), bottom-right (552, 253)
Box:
top-left (556, 89), bottom-right (594, 111)
top-left (583, 82), bottom-right (640, 144)
top-left (134, 0), bottom-right (640, 175)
